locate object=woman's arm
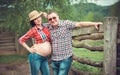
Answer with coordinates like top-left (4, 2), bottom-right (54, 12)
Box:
top-left (20, 42), bottom-right (36, 53)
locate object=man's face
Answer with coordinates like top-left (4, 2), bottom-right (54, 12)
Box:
top-left (47, 13), bottom-right (59, 27)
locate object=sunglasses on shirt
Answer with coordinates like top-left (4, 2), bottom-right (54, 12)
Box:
top-left (48, 17), bottom-right (56, 21)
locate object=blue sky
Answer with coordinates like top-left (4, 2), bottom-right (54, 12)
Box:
top-left (71, 0), bottom-right (119, 6)
top-left (88, 0), bottom-right (119, 6)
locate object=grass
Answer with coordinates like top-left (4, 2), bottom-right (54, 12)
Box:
top-left (85, 40), bottom-right (103, 46)
top-left (72, 61), bottom-right (103, 74)
top-left (73, 39), bottom-right (104, 47)
top-left (0, 54), bottom-right (28, 64)
top-left (72, 39), bottom-right (104, 74)
top-left (73, 47), bottom-right (103, 61)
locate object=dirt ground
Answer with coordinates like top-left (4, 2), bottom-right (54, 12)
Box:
top-left (0, 61), bottom-right (31, 75)
top-left (0, 61), bottom-right (54, 75)
top-left (0, 61), bottom-right (73, 75)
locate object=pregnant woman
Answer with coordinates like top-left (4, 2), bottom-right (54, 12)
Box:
top-left (18, 10), bottom-right (51, 75)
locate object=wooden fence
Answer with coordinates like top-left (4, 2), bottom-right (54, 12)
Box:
top-left (71, 21), bottom-right (104, 75)
top-left (71, 17), bottom-right (119, 75)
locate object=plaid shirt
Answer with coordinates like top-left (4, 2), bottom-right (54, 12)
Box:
top-left (49, 20), bottom-right (75, 61)
top-left (19, 25), bottom-right (50, 44)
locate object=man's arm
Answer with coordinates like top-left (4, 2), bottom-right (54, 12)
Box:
top-left (75, 22), bottom-right (103, 30)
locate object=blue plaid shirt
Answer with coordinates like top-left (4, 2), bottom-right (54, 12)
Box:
top-left (49, 20), bottom-right (75, 61)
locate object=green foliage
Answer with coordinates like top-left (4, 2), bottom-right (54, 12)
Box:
top-left (0, 0), bottom-right (110, 36)
top-left (109, 1), bottom-right (120, 21)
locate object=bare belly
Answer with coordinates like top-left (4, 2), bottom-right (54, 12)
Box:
top-left (33, 41), bottom-right (51, 56)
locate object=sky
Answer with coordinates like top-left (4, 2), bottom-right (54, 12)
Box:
top-left (71, 0), bottom-right (119, 6)
top-left (88, 0), bottom-right (119, 6)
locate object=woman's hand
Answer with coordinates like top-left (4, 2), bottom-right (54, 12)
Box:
top-left (29, 45), bottom-right (36, 54)
top-left (42, 12), bottom-right (47, 18)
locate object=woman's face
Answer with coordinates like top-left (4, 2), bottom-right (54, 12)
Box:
top-left (34, 16), bottom-right (42, 25)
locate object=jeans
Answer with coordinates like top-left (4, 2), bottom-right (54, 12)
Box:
top-left (28, 53), bottom-right (50, 75)
top-left (52, 56), bottom-right (73, 75)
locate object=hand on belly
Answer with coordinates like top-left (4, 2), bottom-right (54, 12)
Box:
top-left (32, 41), bottom-right (52, 56)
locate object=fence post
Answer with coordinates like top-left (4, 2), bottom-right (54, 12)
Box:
top-left (15, 33), bottom-right (19, 54)
top-left (104, 17), bottom-right (118, 75)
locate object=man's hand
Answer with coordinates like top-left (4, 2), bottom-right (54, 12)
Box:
top-left (95, 22), bottom-right (103, 30)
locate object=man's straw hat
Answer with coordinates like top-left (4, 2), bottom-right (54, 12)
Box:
top-left (29, 10), bottom-right (42, 21)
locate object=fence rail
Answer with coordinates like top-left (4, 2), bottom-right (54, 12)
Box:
top-left (71, 17), bottom-right (119, 75)
top-left (72, 27), bottom-right (104, 74)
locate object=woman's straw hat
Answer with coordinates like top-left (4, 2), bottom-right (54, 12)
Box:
top-left (29, 10), bottom-right (42, 21)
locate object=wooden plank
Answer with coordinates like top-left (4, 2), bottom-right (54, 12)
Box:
top-left (0, 31), bottom-right (16, 55)
top-left (0, 36), bottom-right (14, 40)
top-left (104, 17), bottom-right (118, 75)
top-left (0, 39), bottom-right (14, 43)
top-left (73, 55), bottom-right (103, 67)
top-left (72, 24), bottom-right (104, 36)
top-left (0, 42), bottom-right (15, 47)
top-left (15, 34), bottom-right (19, 54)
top-left (0, 50), bottom-right (16, 55)
top-left (0, 45), bottom-right (15, 50)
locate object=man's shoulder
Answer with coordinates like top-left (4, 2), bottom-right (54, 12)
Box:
top-left (60, 20), bottom-right (74, 25)
top-left (60, 20), bottom-right (73, 23)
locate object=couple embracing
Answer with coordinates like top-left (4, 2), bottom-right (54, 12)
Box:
top-left (19, 10), bottom-right (102, 75)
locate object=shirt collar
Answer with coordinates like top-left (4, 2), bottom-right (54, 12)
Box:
top-left (34, 24), bottom-right (45, 30)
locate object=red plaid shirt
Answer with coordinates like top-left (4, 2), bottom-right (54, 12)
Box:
top-left (19, 25), bottom-right (50, 44)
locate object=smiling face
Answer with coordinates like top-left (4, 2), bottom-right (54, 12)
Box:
top-left (47, 12), bottom-right (59, 27)
top-left (34, 16), bottom-right (42, 25)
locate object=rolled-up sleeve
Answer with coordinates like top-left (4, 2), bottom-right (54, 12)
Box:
top-left (18, 29), bottom-right (34, 44)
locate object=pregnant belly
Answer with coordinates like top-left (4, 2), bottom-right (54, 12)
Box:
top-left (33, 41), bottom-right (52, 56)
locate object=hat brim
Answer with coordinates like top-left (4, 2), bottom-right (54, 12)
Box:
top-left (30, 12), bottom-right (42, 21)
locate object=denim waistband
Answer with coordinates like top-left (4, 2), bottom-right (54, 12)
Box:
top-left (29, 53), bottom-right (47, 58)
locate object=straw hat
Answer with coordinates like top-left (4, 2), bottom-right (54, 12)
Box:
top-left (29, 10), bottom-right (43, 21)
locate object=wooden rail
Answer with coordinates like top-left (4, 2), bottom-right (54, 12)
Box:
top-left (71, 17), bottom-right (119, 75)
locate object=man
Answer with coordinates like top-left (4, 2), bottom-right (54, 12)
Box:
top-left (46, 11), bottom-right (103, 75)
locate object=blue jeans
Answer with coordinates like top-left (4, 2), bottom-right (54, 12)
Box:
top-left (28, 53), bottom-right (50, 75)
top-left (52, 56), bottom-right (73, 75)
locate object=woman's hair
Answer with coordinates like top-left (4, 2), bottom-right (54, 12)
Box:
top-left (30, 20), bottom-right (36, 27)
